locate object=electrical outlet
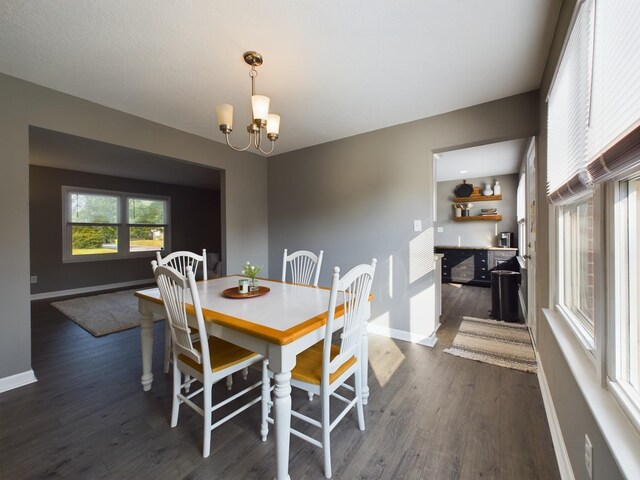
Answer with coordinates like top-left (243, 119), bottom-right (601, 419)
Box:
top-left (585, 434), bottom-right (593, 479)
top-left (437, 227), bottom-right (444, 233)
top-left (413, 220), bottom-right (422, 232)
top-left (30, 276), bottom-right (38, 284)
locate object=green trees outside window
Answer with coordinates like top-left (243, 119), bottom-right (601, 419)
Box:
top-left (128, 198), bottom-right (166, 252)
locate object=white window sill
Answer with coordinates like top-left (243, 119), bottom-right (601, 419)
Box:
top-left (555, 304), bottom-right (596, 356)
top-left (543, 308), bottom-right (640, 478)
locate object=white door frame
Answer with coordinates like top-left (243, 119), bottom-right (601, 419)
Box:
top-left (525, 137), bottom-right (537, 343)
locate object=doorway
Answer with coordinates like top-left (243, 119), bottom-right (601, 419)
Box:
top-left (433, 138), bottom-right (527, 319)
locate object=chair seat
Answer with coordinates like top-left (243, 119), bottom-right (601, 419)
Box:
top-left (178, 337), bottom-right (259, 373)
top-left (292, 342), bottom-right (356, 385)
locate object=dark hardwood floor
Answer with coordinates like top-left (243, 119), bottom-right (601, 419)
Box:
top-left (0, 284), bottom-right (560, 479)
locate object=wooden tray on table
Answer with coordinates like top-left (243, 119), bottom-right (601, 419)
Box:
top-left (222, 286), bottom-right (270, 299)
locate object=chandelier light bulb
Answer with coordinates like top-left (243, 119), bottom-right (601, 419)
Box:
top-left (267, 114), bottom-right (280, 138)
top-left (216, 104), bottom-right (234, 131)
top-left (251, 95), bottom-right (270, 123)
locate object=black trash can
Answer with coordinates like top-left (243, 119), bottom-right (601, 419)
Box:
top-left (490, 270), bottom-right (520, 322)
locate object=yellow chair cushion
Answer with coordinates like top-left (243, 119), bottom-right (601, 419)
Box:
top-left (178, 337), bottom-right (259, 373)
top-left (291, 341), bottom-right (356, 385)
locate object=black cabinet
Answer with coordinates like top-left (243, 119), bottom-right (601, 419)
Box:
top-left (436, 247), bottom-right (518, 287)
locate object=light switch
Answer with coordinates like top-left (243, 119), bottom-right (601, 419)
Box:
top-left (413, 220), bottom-right (422, 232)
top-left (437, 227), bottom-right (444, 233)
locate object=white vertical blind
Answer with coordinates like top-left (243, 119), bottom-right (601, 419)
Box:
top-left (547, 0), bottom-right (593, 197)
top-left (587, 0), bottom-right (640, 160)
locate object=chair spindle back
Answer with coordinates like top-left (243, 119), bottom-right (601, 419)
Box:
top-left (282, 249), bottom-right (324, 287)
top-left (323, 259), bottom-right (376, 378)
top-left (156, 249), bottom-right (208, 281)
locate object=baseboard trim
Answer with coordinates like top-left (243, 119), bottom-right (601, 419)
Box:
top-left (0, 370), bottom-right (37, 394)
top-left (518, 289), bottom-right (528, 319)
top-left (30, 278), bottom-right (155, 301)
top-left (536, 351), bottom-right (575, 480)
top-left (367, 323), bottom-right (438, 347)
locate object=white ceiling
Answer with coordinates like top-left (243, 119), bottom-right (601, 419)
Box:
top-left (435, 138), bottom-right (526, 182)
top-left (0, 1), bottom-right (560, 155)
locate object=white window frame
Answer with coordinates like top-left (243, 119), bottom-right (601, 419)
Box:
top-left (62, 186), bottom-right (171, 263)
top-left (555, 190), bottom-right (600, 355)
top-left (607, 169), bottom-right (640, 433)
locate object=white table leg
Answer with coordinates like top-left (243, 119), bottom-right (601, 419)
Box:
top-left (361, 327), bottom-right (369, 405)
top-left (273, 371), bottom-right (292, 480)
top-left (362, 302), bottom-right (371, 405)
top-left (139, 306), bottom-right (154, 391)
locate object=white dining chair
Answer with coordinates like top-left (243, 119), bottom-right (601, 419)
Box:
top-left (263, 259), bottom-right (376, 479)
top-left (155, 249), bottom-right (241, 389)
top-left (152, 262), bottom-right (267, 458)
top-left (282, 249), bottom-right (324, 287)
top-left (156, 250), bottom-right (206, 372)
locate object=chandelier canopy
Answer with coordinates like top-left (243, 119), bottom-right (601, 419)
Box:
top-left (216, 51), bottom-right (281, 155)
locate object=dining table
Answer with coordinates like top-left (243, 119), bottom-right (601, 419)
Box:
top-left (135, 275), bottom-right (371, 480)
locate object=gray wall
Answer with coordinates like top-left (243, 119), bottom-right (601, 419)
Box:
top-left (538, 319), bottom-right (624, 480)
top-left (0, 72), bottom-right (268, 381)
top-left (535, 0), bottom-right (625, 477)
top-left (29, 165), bottom-right (221, 294)
top-left (435, 173), bottom-right (518, 248)
top-left (268, 92), bottom-right (538, 339)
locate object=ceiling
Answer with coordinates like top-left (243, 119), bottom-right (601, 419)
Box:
top-left (435, 138), bottom-right (526, 182)
top-left (0, 1), bottom-right (561, 155)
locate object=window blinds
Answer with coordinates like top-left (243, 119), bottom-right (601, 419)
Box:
top-left (588, 0), bottom-right (640, 160)
top-left (547, 0), bottom-right (593, 202)
top-left (547, 0), bottom-right (640, 204)
top-left (585, 0), bottom-right (640, 184)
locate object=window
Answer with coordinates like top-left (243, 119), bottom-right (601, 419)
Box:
top-left (128, 197), bottom-right (167, 253)
top-left (558, 195), bottom-right (595, 344)
top-left (68, 191), bottom-right (119, 256)
top-left (63, 187), bottom-right (170, 262)
top-left (627, 179), bottom-right (640, 395)
top-left (613, 175), bottom-right (640, 412)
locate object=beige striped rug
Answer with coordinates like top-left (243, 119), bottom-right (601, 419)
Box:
top-left (444, 316), bottom-right (537, 373)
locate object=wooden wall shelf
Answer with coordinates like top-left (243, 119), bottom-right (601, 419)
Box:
top-left (453, 194), bottom-right (502, 203)
top-left (454, 215), bottom-right (502, 222)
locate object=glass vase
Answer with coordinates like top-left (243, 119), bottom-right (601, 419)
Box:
top-left (250, 278), bottom-right (259, 292)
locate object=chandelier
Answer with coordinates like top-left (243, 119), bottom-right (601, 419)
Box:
top-left (215, 51), bottom-right (281, 155)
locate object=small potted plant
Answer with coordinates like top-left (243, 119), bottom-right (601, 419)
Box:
top-left (242, 261), bottom-right (262, 291)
